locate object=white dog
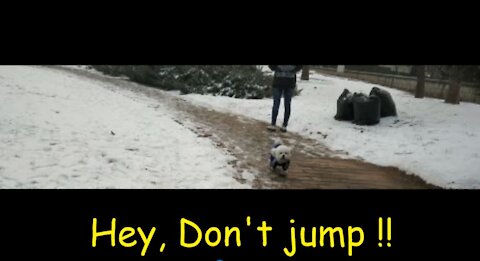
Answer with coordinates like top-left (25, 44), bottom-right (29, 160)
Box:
top-left (269, 138), bottom-right (292, 177)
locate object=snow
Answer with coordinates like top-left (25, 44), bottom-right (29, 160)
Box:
top-left (177, 71), bottom-right (480, 189)
top-left (0, 66), bottom-right (249, 189)
top-left (3, 65), bottom-right (478, 189)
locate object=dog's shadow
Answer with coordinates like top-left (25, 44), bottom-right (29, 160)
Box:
top-left (270, 174), bottom-right (290, 182)
top-left (267, 162), bottom-right (290, 181)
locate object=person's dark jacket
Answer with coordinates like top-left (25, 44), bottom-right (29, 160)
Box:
top-left (268, 65), bottom-right (303, 88)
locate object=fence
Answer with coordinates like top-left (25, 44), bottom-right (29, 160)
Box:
top-left (312, 66), bottom-right (480, 104)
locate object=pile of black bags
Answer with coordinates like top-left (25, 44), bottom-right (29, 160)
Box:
top-left (334, 87), bottom-right (397, 125)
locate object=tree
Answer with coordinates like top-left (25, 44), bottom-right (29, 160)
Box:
top-left (301, 65), bottom-right (310, 80)
top-left (443, 65), bottom-right (480, 104)
top-left (445, 65), bottom-right (462, 104)
top-left (414, 65), bottom-right (426, 98)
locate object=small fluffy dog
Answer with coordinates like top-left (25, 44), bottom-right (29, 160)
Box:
top-left (269, 138), bottom-right (292, 177)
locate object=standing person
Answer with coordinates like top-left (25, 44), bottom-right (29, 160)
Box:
top-left (267, 65), bottom-right (303, 132)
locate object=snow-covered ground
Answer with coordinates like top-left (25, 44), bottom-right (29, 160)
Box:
top-left (0, 66), bottom-right (250, 188)
top-left (178, 70), bottom-right (480, 189)
top-left (3, 65), bottom-right (478, 189)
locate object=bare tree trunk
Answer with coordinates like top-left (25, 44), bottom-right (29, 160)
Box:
top-left (445, 78), bottom-right (461, 104)
top-left (445, 66), bottom-right (461, 104)
top-left (415, 65), bottom-right (426, 98)
top-left (301, 65), bottom-right (310, 80)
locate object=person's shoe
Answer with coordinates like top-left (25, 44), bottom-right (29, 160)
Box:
top-left (280, 126), bottom-right (287, 132)
top-left (267, 125), bottom-right (277, 131)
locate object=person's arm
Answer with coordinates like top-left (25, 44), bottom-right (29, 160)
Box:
top-left (268, 65), bottom-right (278, 71)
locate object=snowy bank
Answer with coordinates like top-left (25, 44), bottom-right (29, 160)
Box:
top-left (0, 66), bottom-right (249, 188)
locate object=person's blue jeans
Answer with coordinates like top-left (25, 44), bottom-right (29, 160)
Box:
top-left (271, 85), bottom-right (294, 127)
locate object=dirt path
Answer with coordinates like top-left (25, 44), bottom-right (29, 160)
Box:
top-left (48, 66), bottom-right (438, 189)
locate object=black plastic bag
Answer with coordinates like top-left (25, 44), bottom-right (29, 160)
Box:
top-left (369, 87), bottom-right (397, 117)
top-left (352, 93), bottom-right (381, 125)
top-left (334, 89), bottom-right (354, 121)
